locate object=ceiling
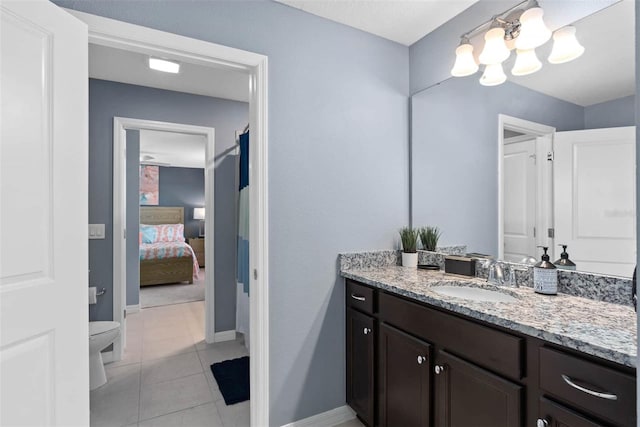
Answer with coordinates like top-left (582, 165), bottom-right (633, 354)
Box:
top-left (274, 0), bottom-right (478, 46)
top-left (89, 44), bottom-right (250, 102)
top-left (139, 130), bottom-right (206, 169)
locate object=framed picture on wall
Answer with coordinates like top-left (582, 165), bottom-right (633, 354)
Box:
top-left (140, 165), bottom-right (159, 205)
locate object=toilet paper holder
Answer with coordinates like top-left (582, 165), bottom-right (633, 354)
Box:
top-left (96, 288), bottom-right (106, 296)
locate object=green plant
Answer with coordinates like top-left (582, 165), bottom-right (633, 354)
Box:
top-left (399, 227), bottom-right (419, 253)
top-left (419, 226), bottom-right (441, 251)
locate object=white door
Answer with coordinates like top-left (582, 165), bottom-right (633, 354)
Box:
top-left (1, 1), bottom-right (88, 425)
top-left (503, 138), bottom-right (537, 262)
top-left (554, 127), bottom-right (636, 277)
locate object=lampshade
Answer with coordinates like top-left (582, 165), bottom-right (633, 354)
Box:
top-left (511, 49), bottom-right (542, 76)
top-left (548, 26), bottom-right (584, 64)
top-left (479, 27), bottom-right (511, 65)
top-left (193, 207), bottom-right (205, 220)
top-left (479, 63), bottom-right (507, 86)
top-left (451, 43), bottom-right (479, 77)
top-left (515, 7), bottom-right (551, 50)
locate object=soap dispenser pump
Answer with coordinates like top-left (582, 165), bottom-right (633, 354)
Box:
top-left (554, 245), bottom-right (576, 271)
top-left (533, 246), bottom-right (558, 295)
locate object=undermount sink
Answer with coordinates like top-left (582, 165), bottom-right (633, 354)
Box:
top-left (432, 285), bottom-right (518, 303)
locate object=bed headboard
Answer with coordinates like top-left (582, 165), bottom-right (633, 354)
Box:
top-left (140, 207), bottom-right (184, 225)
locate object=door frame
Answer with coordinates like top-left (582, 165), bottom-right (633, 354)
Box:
top-left (67, 9), bottom-right (270, 426)
top-left (498, 114), bottom-right (555, 260)
top-left (113, 118), bottom-right (215, 342)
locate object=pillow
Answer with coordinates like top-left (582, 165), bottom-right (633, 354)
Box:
top-left (140, 224), bottom-right (185, 243)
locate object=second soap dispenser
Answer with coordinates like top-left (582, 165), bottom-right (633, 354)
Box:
top-left (533, 246), bottom-right (558, 295)
top-left (554, 244), bottom-right (576, 271)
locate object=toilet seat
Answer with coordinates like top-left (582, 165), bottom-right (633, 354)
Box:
top-left (89, 321), bottom-right (119, 337)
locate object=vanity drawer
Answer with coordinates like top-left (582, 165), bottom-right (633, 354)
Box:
top-left (539, 347), bottom-right (636, 427)
top-left (347, 280), bottom-right (376, 315)
top-left (379, 292), bottom-right (523, 380)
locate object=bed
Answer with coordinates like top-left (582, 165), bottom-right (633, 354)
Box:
top-left (139, 206), bottom-right (200, 286)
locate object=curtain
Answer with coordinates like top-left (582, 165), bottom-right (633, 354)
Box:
top-left (236, 131), bottom-right (250, 348)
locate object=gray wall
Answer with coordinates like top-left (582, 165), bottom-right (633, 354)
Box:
top-left (158, 166), bottom-right (205, 239)
top-left (88, 78), bottom-right (248, 336)
top-left (585, 95), bottom-right (636, 129)
top-left (61, 3), bottom-right (410, 424)
top-left (411, 77), bottom-right (585, 255)
top-left (125, 130), bottom-right (140, 307)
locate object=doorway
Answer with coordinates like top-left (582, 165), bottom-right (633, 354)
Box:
top-left (68, 9), bottom-right (270, 425)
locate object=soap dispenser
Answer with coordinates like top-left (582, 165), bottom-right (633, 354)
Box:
top-left (554, 245), bottom-right (576, 271)
top-left (533, 246), bottom-right (557, 295)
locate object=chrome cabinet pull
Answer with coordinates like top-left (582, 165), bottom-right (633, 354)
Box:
top-left (417, 355), bottom-right (426, 365)
top-left (536, 419), bottom-right (549, 427)
top-left (434, 365), bottom-right (445, 374)
top-left (363, 327), bottom-right (371, 335)
top-left (561, 374), bottom-right (618, 401)
top-left (351, 293), bottom-right (366, 302)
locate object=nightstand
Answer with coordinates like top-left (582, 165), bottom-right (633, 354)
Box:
top-left (187, 237), bottom-right (205, 267)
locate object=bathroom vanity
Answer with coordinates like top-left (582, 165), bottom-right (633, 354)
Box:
top-left (342, 264), bottom-right (637, 427)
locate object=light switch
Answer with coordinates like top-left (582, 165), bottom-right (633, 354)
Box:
top-left (89, 224), bottom-right (105, 239)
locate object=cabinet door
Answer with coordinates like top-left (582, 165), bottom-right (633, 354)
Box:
top-left (435, 351), bottom-right (522, 427)
top-left (347, 307), bottom-right (375, 426)
top-left (379, 323), bottom-right (431, 427)
top-left (538, 397), bottom-right (605, 427)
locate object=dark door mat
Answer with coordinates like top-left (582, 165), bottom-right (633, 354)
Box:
top-left (210, 356), bottom-right (250, 405)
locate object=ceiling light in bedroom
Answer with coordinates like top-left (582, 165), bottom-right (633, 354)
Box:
top-left (148, 57), bottom-right (180, 73)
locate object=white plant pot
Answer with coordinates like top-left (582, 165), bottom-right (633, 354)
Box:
top-left (402, 252), bottom-right (418, 268)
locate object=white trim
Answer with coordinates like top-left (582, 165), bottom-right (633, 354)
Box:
top-left (280, 406), bottom-right (356, 427)
top-left (126, 304), bottom-right (140, 314)
top-left (100, 351), bottom-right (114, 364)
top-left (498, 114), bottom-right (556, 260)
top-left (213, 330), bottom-right (237, 342)
top-left (68, 10), bottom-right (270, 426)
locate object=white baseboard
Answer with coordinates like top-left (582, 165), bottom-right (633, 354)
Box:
top-left (100, 350), bottom-right (114, 364)
top-left (280, 405), bottom-right (356, 427)
top-left (126, 304), bottom-right (140, 314)
top-left (213, 330), bottom-right (237, 342)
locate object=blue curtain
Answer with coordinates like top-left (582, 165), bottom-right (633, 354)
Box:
top-left (237, 131), bottom-right (250, 295)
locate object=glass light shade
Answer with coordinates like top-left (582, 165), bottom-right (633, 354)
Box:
top-left (193, 207), bottom-right (205, 220)
top-left (451, 43), bottom-right (479, 77)
top-left (479, 63), bottom-right (507, 86)
top-left (548, 26), bottom-right (585, 64)
top-left (515, 7), bottom-right (551, 50)
top-left (511, 49), bottom-right (542, 76)
top-left (479, 27), bottom-right (511, 65)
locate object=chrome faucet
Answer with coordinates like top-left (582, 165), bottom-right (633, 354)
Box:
top-left (487, 261), bottom-right (516, 287)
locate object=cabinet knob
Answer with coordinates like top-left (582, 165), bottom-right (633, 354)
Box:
top-left (434, 365), bottom-right (445, 374)
top-left (363, 327), bottom-right (371, 335)
top-left (536, 419), bottom-right (549, 427)
top-left (417, 355), bottom-right (426, 364)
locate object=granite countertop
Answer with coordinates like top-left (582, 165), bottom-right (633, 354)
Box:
top-left (341, 266), bottom-right (637, 368)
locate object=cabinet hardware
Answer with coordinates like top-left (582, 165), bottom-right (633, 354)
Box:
top-left (536, 418), bottom-right (549, 427)
top-left (434, 365), bottom-right (445, 374)
top-left (561, 374), bottom-right (618, 400)
top-left (363, 327), bottom-right (371, 335)
top-left (351, 294), bottom-right (366, 302)
top-left (417, 355), bottom-right (426, 364)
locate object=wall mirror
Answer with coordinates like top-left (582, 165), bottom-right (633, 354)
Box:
top-left (410, 0), bottom-right (636, 277)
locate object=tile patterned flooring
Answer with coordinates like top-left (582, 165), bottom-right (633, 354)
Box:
top-left (91, 300), bottom-right (364, 427)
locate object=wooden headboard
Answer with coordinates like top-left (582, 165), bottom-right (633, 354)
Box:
top-left (140, 207), bottom-right (184, 225)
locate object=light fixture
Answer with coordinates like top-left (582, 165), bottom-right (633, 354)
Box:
top-left (515, 5), bottom-right (551, 50)
top-left (480, 63), bottom-right (507, 86)
top-left (511, 49), bottom-right (542, 76)
top-left (451, 39), bottom-right (478, 77)
top-left (194, 207), bottom-right (205, 236)
top-left (148, 57), bottom-right (180, 74)
top-left (548, 26), bottom-right (585, 64)
top-left (450, 0), bottom-right (584, 85)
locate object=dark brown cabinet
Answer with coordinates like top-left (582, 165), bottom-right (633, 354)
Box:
top-left (378, 323), bottom-right (431, 427)
top-left (434, 350), bottom-right (522, 427)
top-left (346, 307), bottom-right (375, 427)
top-left (538, 397), bottom-right (605, 427)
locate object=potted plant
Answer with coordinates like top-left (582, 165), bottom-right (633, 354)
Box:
top-left (419, 226), bottom-right (441, 252)
top-left (399, 227), bottom-right (419, 267)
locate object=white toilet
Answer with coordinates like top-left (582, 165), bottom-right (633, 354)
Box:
top-left (89, 321), bottom-right (121, 390)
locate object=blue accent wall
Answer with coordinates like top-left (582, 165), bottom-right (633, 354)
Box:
top-left (584, 96), bottom-right (636, 129)
top-left (59, 3), bottom-right (411, 424)
top-left (125, 130), bottom-right (140, 307)
top-left (158, 166), bottom-right (205, 239)
top-left (88, 78), bottom-right (248, 336)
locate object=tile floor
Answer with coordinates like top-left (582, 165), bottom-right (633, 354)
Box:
top-left (91, 300), bottom-right (365, 427)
